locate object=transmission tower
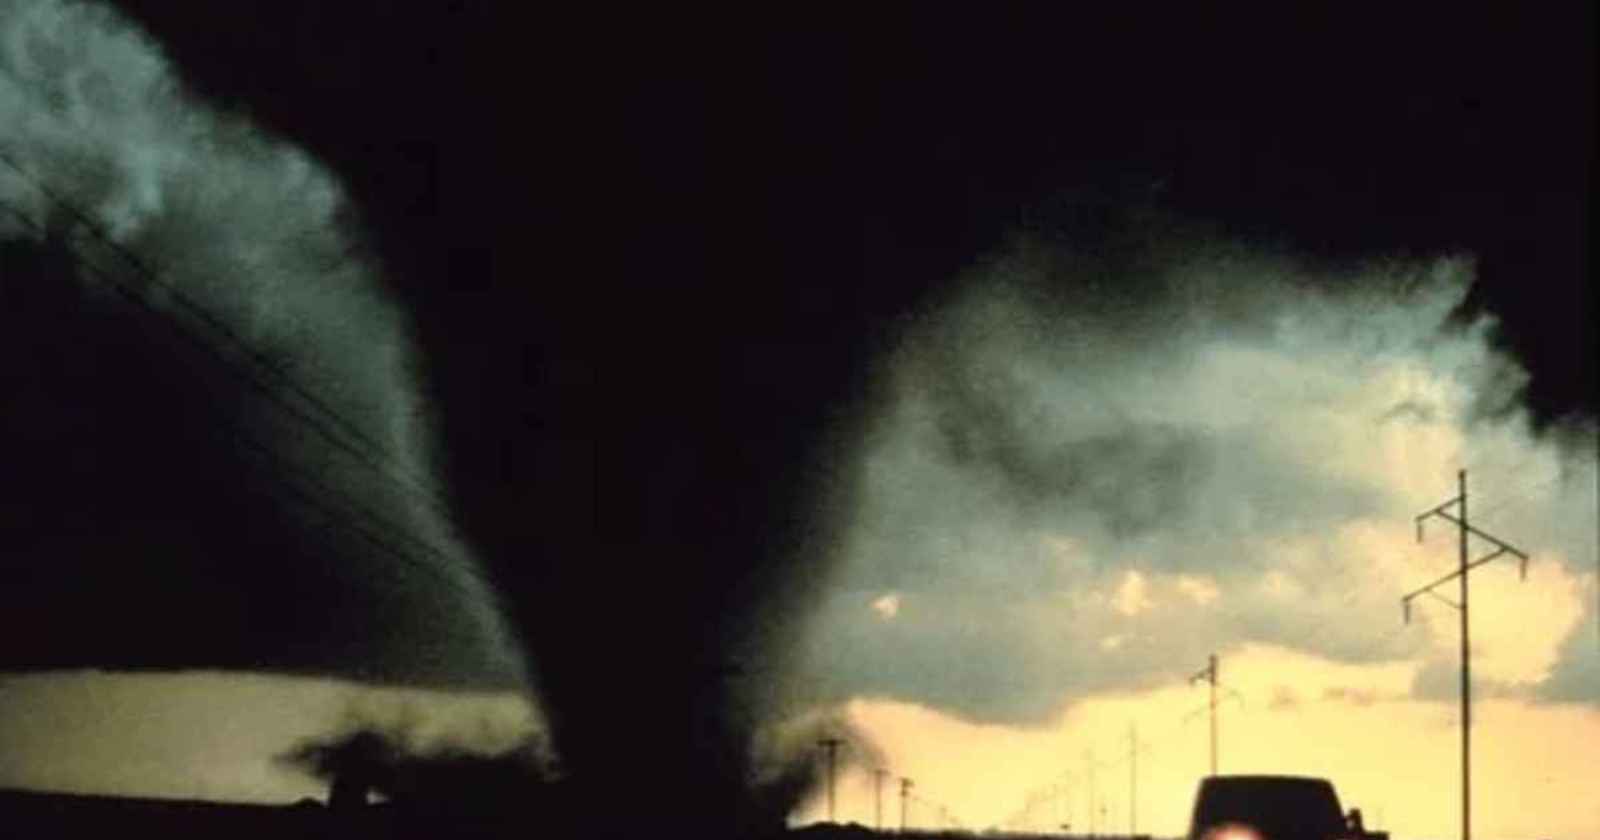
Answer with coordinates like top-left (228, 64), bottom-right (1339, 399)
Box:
top-left (1405, 469), bottom-right (1529, 840)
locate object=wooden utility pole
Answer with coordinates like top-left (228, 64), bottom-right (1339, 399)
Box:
top-left (873, 768), bottom-right (887, 831)
top-left (817, 738), bottom-right (843, 823)
top-left (1191, 654), bottom-right (1219, 775)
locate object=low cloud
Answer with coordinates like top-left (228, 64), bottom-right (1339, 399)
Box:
top-left (0, 671), bottom-right (544, 803)
top-left (1320, 686), bottom-right (1386, 707)
top-left (1176, 575), bottom-right (1221, 606)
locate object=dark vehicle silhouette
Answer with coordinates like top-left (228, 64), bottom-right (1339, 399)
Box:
top-left (1187, 775), bottom-right (1389, 840)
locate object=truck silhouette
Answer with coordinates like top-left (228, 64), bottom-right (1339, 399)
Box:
top-left (1187, 775), bottom-right (1389, 840)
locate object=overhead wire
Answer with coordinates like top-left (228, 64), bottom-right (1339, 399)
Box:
top-left (0, 191), bottom-right (489, 606)
top-left (0, 149), bottom-right (455, 519)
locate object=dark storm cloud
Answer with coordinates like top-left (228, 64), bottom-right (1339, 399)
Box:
top-left (795, 215), bottom-right (1595, 725)
top-left (912, 331), bottom-right (1217, 539)
top-left (0, 0), bottom-right (523, 688)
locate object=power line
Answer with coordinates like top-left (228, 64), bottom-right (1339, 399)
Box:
top-left (0, 152), bottom-right (454, 518)
top-left (0, 199), bottom-right (489, 605)
top-left (1471, 471), bottom-right (1568, 524)
top-left (232, 433), bottom-right (473, 577)
top-left (248, 452), bottom-right (483, 603)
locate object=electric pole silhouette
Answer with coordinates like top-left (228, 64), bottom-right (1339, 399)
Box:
top-left (873, 768), bottom-right (887, 831)
top-left (1056, 773), bottom-right (1072, 833)
top-left (817, 738), bottom-right (843, 823)
top-left (1128, 723), bottom-right (1142, 836)
top-left (1084, 749), bottom-right (1107, 838)
top-left (1405, 469), bottom-right (1529, 840)
top-left (900, 777), bottom-right (913, 833)
top-left (1190, 653), bottom-right (1219, 775)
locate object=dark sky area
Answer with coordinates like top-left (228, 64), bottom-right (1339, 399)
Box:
top-left (0, 3), bottom-right (1592, 832)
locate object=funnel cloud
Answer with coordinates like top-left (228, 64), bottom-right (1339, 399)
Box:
top-left (0, 0), bottom-right (524, 696)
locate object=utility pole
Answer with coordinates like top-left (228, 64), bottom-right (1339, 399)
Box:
top-left (817, 738), bottom-right (843, 823)
top-left (1406, 469), bottom-right (1529, 840)
top-left (1059, 772), bottom-right (1074, 833)
top-left (900, 777), bottom-right (913, 833)
top-left (1129, 723), bottom-right (1140, 836)
top-left (873, 768), bottom-right (887, 831)
top-left (1084, 749), bottom-right (1098, 838)
top-left (1190, 653), bottom-right (1219, 775)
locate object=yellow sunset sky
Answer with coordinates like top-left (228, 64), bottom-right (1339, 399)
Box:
top-left (790, 641), bottom-right (1600, 839)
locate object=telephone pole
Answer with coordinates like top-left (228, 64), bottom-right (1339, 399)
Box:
top-left (817, 738), bottom-right (843, 823)
top-left (1190, 653), bottom-right (1219, 775)
top-left (873, 768), bottom-right (887, 831)
top-left (1084, 749), bottom-right (1100, 838)
top-left (1129, 723), bottom-right (1140, 836)
top-left (1405, 469), bottom-right (1529, 840)
top-left (900, 777), bottom-right (914, 833)
top-left (1056, 776), bottom-right (1070, 832)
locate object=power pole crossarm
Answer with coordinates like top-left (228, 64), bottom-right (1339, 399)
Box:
top-left (1403, 546), bottom-right (1527, 603)
top-left (1422, 510), bottom-right (1533, 570)
top-left (1190, 653), bottom-right (1220, 776)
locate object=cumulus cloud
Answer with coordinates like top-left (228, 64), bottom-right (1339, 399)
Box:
top-left (1176, 575), bottom-right (1221, 606)
top-left (1111, 572), bottom-right (1155, 617)
top-left (796, 219), bottom-right (1598, 724)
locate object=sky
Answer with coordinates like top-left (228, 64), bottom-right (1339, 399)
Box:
top-left (782, 229), bottom-right (1599, 839)
top-left (0, 2), bottom-right (1592, 839)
